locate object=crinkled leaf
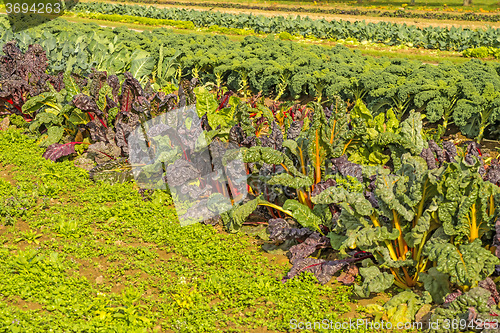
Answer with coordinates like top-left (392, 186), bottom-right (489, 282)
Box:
top-left (283, 199), bottom-right (322, 232)
top-left (267, 173), bottom-right (313, 189)
top-left (423, 239), bottom-right (499, 287)
top-left (419, 267), bottom-right (451, 304)
top-left (282, 257), bottom-right (350, 285)
top-left (354, 265), bottom-right (394, 298)
top-left (399, 110), bottom-right (425, 155)
top-left (311, 186), bottom-right (373, 216)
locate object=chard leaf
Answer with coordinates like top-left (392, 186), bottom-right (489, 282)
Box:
top-left (43, 142), bottom-right (77, 162)
top-left (419, 267), bottom-right (451, 304)
top-left (63, 72), bottom-right (80, 97)
top-left (354, 265), bottom-right (394, 298)
top-left (399, 110), bottom-right (425, 155)
top-left (374, 174), bottom-right (414, 222)
top-left (283, 199), bottom-right (322, 232)
top-left (41, 126), bottom-right (64, 148)
top-left (311, 186), bottom-right (372, 216)
top-left (383, 290), bottom-right (429, 324)
top-left (194, 86), bottom-right (219, 118)
top-left (225, 195), bottom-right (267, 232)
top-left (261, 147), bottom-right (284, 165)
top-left (350, 99), bottom-right (373, 123)
top-left (423, 239), bottom-right (499, 287)
top-left (22, 92), bottom-right (57, 115)
top-left (282, 139), bottom-right (298, 156)
top-left (267, 173), bottom-right (313, 189)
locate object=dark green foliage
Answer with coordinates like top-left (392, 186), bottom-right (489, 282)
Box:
top-left (72, 2), bottom-right (500, 51)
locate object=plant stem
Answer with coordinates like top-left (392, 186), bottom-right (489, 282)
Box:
top-left (258, 202), bottom-right (293, 217)
top-left (314, 129), bottom-right (321, 184)
top-left (469, 203), bottom-right (478, 242)
top-left (370, 214), bottom-right (398, 261)
top-left (393, 210), bottom-right (408, 260)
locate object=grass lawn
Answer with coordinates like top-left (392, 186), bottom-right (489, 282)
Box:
top-left (0, 129), bottom-right (381, 332)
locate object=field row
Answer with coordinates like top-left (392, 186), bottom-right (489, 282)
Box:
top-left (1, 30), bottom-right (500, 329)
top-left (70, 2), bottom-right (500, 52)
top-left (97, 0), bottom-right (500, 23)
top-left (8, 17), bottom-right (500, 141)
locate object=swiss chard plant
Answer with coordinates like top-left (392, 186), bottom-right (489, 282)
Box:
top-left (320, 152), bottom-right (499, 295)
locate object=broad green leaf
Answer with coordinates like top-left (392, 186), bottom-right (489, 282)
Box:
top-left (354, 265), bottom-right (394, 298)
top-left (41, 126), bottom-right (64, 148)
top-left (418, 267), bottom-right (451, 304)
top-left (267, 173), bottom-right (313, 189)
top-left (194, 86), bottom-right (218, 118)
top-left (423, 239), bottom-right (499, 287)
top-left (399, 110), bottom-right (425, 155)
top-left (22, 92), bottom-right (57, 115)
top-left (283, 199), bottom-right (322, 232)
top-left (130, 50), bottom-right (155, 80)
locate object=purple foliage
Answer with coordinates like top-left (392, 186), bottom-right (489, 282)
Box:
top-left (311, 179), bottom-right (336, 198)
top-left (287, 121), bottom-right (303, 140)
top-left (442, 141), bottom-right (457, 163)
top-left (464, 141), bottom-right (486, 176)
top-left (485, 159), bottom-right (500, 187)
top-left (288, 233), bottom-right (329, 264)
top-left (267, 218), bottom-right (313, 242)
top-left (478, 277), bottom-right (500, 305)
top-left (282, 257), bottom-right (350, 285)
top-left (42, 142), bottom-right (78, 161)
top-left (443, 290), bottom-right (463, 307)
top-left (331, 155), bottom-right (363, 182)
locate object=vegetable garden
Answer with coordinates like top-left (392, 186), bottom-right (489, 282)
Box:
top-left (1, 3), bottom-right (500, 332)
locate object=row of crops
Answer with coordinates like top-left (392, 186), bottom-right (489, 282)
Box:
top-left (3, 17), bottom-right (499, 142)
top-left (102, 0), bottom-right (500, 23)
top-left (71, 2), bottom-right (500, 52)
top-left (1, 17), bottom-right (500, 327)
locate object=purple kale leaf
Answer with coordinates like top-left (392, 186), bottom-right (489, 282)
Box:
top-left (464, 141), bottom-right (486, 176)
top-left (485, 159), bottom-right (500, 187)
top-left (331, 155), bottom-right (363, 182)
top-left (288, 232), bottom-right (329, 264)
top-left (287, 120), bottom-right (303, 140)
top-left (420, 147), bottom-right (437, 170)
top-left (282, 257), bottom-right (350, 285)
top-left (311, 178), bottom-right (337, 198)
top-left (442, 141), bottom-right (458, 163)
top-left (267, 218), bottom-right (313, 243)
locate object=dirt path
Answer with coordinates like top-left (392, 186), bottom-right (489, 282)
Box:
top-left (83, 0), bottom-right (500, 30)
